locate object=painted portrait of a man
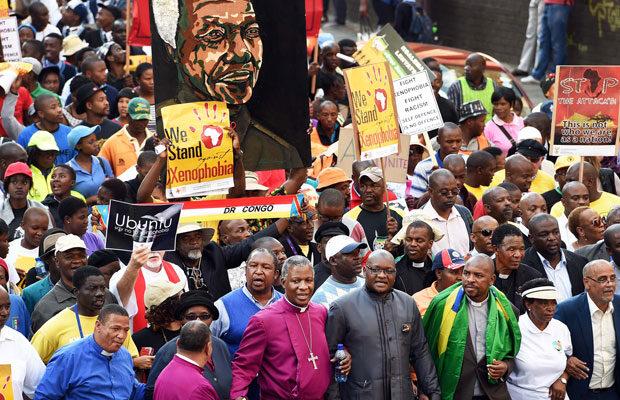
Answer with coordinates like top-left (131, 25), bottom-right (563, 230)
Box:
top-left (152, 0), bottom-right (311, 170)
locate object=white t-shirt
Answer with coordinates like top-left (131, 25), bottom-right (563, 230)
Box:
top-left (507, 314), bottom-right (573, 400)
top-left (0, 326), bottom-right (46, 399)
top-left (109, 261), bottom-right (188, 332)
top-left (5, 238), bottom-right (39, 285)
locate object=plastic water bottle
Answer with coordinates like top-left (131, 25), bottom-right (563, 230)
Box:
top-left (34, 257), bottom-right (47, 277)
top-left (334, 343), bottom-right (348, 383)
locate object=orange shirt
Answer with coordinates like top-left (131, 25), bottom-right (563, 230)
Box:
top-left (98, 125), bottom-right (153, 176)
top-left (412, 281), bottom-right (439, 316)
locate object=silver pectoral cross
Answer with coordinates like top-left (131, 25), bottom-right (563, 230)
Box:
top-left (308, 352), bottom-right (318, 369)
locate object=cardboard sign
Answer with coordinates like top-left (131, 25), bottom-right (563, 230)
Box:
top-left (550, 65), bottom-right (620, 156)
top-left (162, 101), bottom-right (234, 198)
top-left (394, 71), bottom-right (444, 135)
top-left (344, 62), bottom-right (401, 160)
top-left (0, 364), bottom-right (13, 400)
top-left (0, 17), bottom-right (21, 62)
top-left (105, 201), bottom-right (182, 252)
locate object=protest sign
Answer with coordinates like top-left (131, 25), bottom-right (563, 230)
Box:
top-left (335, 126), bottom-right (358, 177)
top-left (344, 62), bottom-right (401, 160)
top-left (0, 17), bottom-right (22, 62)
top-left (354, 24), bottom-right (434, 81)
top-left (162, 101), bottom-right (234, 199)
top-left (394, 71), bottom-right (444, 135)
top-left (105, 201), bottom-right (182, 252)
top-left (0, 0), bottom-right (7, 18)
top-left (550, 65), bottom-right (620, 157)
top-left (0, 364), bottom-right (13, 400)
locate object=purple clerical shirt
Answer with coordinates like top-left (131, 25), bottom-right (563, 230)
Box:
top-left (154, 354), bottom-right (219, 400)
top-left (230, 298), bottom-right (331, 400)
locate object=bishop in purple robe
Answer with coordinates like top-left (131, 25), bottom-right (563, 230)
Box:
top-left (230, 256), bottom-right (333, 400)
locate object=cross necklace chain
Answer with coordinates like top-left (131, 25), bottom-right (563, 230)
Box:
top-left (295, 312), bottom-right (319, 370)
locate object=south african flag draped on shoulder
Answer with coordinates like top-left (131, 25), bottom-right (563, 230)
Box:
top-left (422, 283), bottom-right (521, 400)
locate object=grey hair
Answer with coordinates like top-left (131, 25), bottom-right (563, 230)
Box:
top-left (583, 259), bottom-right (612, 277)
top-left (246, 248), bottom-right (277, 267)
top-left (178, 320), bottom-right (211, 352)
top-left (281, 255), bottom-right (312, 281)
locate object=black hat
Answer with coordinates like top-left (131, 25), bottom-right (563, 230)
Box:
top-left (39, 228), bottom-right (66, 257)
top-left (459, 100), bottom-right (487, 122)
top-left (314, 221), bottom-right (349, 243)
top-left (117, 87), bottom-right (139, 100)
top-left (517, 139), bottom-right (547, 159)
top-left (97, 2), bottom-right (122, 19)
top-left (75, 82), bottom-right (104, 114)
top-left (174, 290), bottom-right (219, 320)
top-left (88, 249), bottom-right (119, 268)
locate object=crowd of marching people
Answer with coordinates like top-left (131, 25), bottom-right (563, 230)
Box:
top-left (0, 0), bottom-right (618, 400)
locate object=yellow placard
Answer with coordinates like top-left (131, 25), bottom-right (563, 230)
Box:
top-left (0, 0), bottom-right (8, 18)
top-left (0, 364), bottom-right (14, 400)
top-left (343, 61), bottom-right (400, 160)
top-left (161, 101), bottom-right (234, 199)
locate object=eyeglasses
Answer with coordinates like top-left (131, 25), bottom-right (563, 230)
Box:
top-left (184, 313), bottom-right (212, 321)
top-left (366, 266), bottom-right (397, 276)
top-left (589, 218), bottom-right (604, 227)
top-left (474, 229), bottom-right (494, 237)
top-left (586, 275), bottom-right (617, 284)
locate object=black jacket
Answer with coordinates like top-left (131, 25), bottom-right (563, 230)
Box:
top-left (164, 223), bottom-right (279, 300)
top-left (494, 262), bottom-right (542, 314)
top-left (522, 247), bottom-right (587, 296)
top-left (574, 240), bottom-right (608, 262)
top-left (393, 255), bottom-right (433, 295)
top-left (314, 260), bottom-right (331, 290)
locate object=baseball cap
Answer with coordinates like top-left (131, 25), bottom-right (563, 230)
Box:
top-left (174, 290), bottom-right (219, 320)
top-left (145, 279), bottom-right (185, 309)
top-left (55, 234), bottom-right (86, 255)
top-left (517, 126), bottom-right (542, 143)
top-left (432, 249), bottom-right (465, 271)
top-left (316, 167), bottom-right (351, 191)
top-left (39, 229), bottom-right (66, 257)
top-left (325, 235), bottom-right (367, 260)
top-left (555, 155), bottom-right (578, 171)
top-left (314, 221), bottom-right (349, 243)
top-left (118, 87), bottom-right (139, 100)
top-left (75, 82), bottom-right (105, 114)
top-left (62, 35), bottom-right (88, 56)
top-left (22, 57), bottom-right (42, 75)
top-left (97, 2), bottom-right (122, 19)
top-left (96, 41), bottom-right (116, 60)
top-left (28, 130), bottom-right (60, 152)
top-left (4, 162), bottom-right (33, 180)
top-left (67, 125), bottom-right (101, 149)
top-left (245, 171), bottom-right (268, 191)
top-left (459, 100), bottom-right (487, 122)
top-left (516, 139), bottom-right (547, 159)
top-left (127, 97), bottom-right (151, 120)
top-left (66, 0), bottom-right (89, 23)
top-left (359, 166), bottom-right (383, 183)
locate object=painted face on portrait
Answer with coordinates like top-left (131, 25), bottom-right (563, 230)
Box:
top-left (176, 0), bottom-right (263, 104)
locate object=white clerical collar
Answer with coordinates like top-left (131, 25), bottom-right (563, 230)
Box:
top-left (468, 294), bottom-right (489, 307)
top-left (498, 273), bottom-right (510, 279)
top-left (176, 353), bottom-right (202, 368)
top-left (101, 349), bottom-right (114, 357)
top-left (411, 261), bottom-right (426, 269)
top-left (284, 295), bottom-right (308, 313)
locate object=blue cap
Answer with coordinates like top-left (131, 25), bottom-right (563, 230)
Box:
top-left (67, 125), bottom-right (101, 150)
top-left (432, 249), bottom-right (465, 271)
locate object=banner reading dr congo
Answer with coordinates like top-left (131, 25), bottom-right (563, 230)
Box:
top-left (550, 65), bottom-right (620, 157)
top-left (105, 201), bottom-right (183, 252)
top-left (162, 101), bottom-right (234, 199)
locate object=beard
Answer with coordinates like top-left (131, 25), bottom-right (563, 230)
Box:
top-left (187, 250), bottom-right (202, 260)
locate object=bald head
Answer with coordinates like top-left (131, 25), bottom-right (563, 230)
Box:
top-left (505, 154), bottom-right (534, 192)
top-left (566, 162), bottom-right (598, 194)
top-left (561, 181), bottom-right (590, 216)
top-left (467, 253), bottom-right (495, 274)
top-left (519, 192), bottom-right (547, 228)
top-left (429, 169), bottom-right (455, 189)
top-left (0, 142), bottom-right (28, 179)
top-left (443, 154), bottom-right (465, 170)
top-left (367, 249), bottom-right (395, 266)
top-left (607, 206), bottom-right (620, 227)
top-left (473, 215), bottom-right (499, 230)
top-left (466, 53), bottom-right (486, 67)
top-left (23, 207), bottom-right (49, 224)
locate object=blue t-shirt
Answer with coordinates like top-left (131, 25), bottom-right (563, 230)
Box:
top-left (67, 156), bottom-right (114, 198)
top-left (8, 294), bottom-right (31, 338)
top-left (17, 123), bottom-right (76, 165)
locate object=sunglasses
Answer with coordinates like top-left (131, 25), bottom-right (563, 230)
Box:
top-left (474, 229), bottom-right (494, 237)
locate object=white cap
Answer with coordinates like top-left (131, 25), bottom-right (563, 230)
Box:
top-left (521, 285), bottom-right (558, 300)
top-left (144, 279), bottom-right (185, 309)
top-left (517, 126), bottom-right (542, 143)
top-left (325, 235), bottom-right (367, 260)
top-left (359, 166), bottom-right (383, 183)
top-left (54, 234), bottom-right (86, 254)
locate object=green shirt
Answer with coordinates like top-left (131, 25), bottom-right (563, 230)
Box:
top-left (30, 83), bottom-right (61, 102)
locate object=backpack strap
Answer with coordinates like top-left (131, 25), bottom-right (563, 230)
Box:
top-left (493, 120), bottom-right (517, 149)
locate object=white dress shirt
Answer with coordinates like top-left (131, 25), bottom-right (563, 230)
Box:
top-left (587, 293), bottom-right (616, 389)
top-left (0, 326), bottom-right (46, 399)
top-left (422, 202), bottom-right (470, 257)
top-left (538, 251), bottom-right (572, 302)
top-left (557, 214), bottom-right (578, 251)
top-left (507, 314), bottom-right (573, 400)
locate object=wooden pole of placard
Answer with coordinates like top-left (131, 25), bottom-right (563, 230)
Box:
top-left (380, 157), bottom-right (390, 227)
top-left (310, 41), bottom-right (319, 95)
top-left (579, 156), bottom-right (585, 183)
top-left (124, 0), bottom-right (132, 74)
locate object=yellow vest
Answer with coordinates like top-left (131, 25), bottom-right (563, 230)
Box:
top-left (459, 76), bottom-right (495, 123)
top-left (28, 165), bottom-right (52, 202)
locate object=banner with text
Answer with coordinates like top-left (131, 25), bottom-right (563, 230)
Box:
top-left (344, 62), bottom-right (401, 160)
top-left (550, 65), bottom-right (620, 156)
top-left (0, 17), bottom-right (21, 62)
top-left (162, 101), bottom-right (234, 198)
top-left (394, 71), bottom-right (444, 135)
top-left (105, 201), bottom-right (182, 252)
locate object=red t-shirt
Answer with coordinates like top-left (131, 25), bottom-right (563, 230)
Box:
top-left (0, 87), bottom-right (33, 137)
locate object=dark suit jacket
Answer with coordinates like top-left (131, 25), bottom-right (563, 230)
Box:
top-left (555, 293), bottom-right (620, 399)
top-left (522, 248), bottom-right (587, 296)
top-left (575, 240), bottom-right (608, 262)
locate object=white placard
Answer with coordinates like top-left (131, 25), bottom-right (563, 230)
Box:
top-left (0, 17), bottom-right (21, 62)
top-left (394, 71), bottom-right (444, 135)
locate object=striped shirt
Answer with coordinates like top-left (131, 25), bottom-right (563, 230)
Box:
top-left (410, 151), bottom-right (444, 198)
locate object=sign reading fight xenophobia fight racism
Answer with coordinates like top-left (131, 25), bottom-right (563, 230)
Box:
top-left (344, 61), bottom-right (400, 160)
top-left (550, 65), bottom-right (620, 157)
top-left (162, 101), bottom-right (234, 199)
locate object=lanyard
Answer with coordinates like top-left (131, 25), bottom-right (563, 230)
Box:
top-left (73, 304), bottom-right (84, 339)
top-left (286, 236), bottom-right (299, 256)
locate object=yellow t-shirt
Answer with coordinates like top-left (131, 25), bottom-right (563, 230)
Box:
top-left (550, 191), bottom-right (620, 218)
top-left (30, 307), bottom-right (138, 363)
top-left (464, 183), bottom-right (488, 200)
top-left (489, 169), bottom-right (556, 194)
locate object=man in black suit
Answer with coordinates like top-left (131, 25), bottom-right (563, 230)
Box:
top-left (576, 206), bottom-right (620, 262)
top-left (555, 260), bottom-right (620, 399)
top-left (523, 213), bottom-right (587, 302)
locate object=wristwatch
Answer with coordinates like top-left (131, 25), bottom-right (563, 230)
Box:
top-left (560, 377), bottom-right (568, 385)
